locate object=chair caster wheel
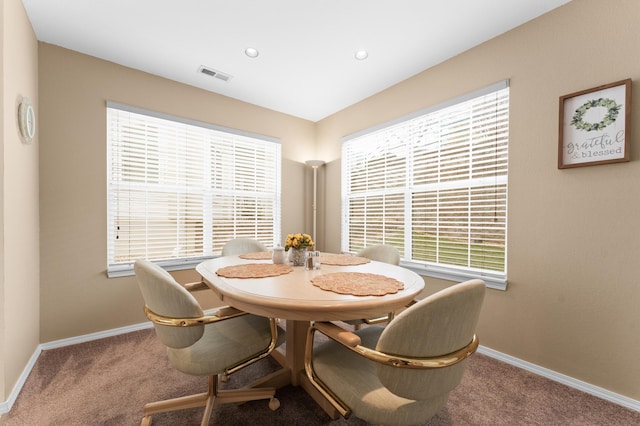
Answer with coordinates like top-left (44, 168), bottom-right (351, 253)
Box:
top-left (221, 373), bottom-right (229, 383)
top-left (268, 397), bottom-right (280, 411)
top-left (141, 415), bottom-right (152, 426)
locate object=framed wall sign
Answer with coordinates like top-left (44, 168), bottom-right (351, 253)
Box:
top-left (558, 79), bottom-right (631, 169)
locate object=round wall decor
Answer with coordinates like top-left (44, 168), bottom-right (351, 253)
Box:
top-left (19, 98), bottom-right (36, 144)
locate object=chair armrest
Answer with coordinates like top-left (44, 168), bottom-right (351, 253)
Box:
top-left (214, 306), bottom-right (245, 317)
top-left (347, 334), bottom-right (479, 369)
top-left (144, 305), bottom-right (282, 378)
top-left (310, 321), bottom-right (479, 370)
top-left (224, 316), bottom-right (283, 376)
top-left (143, 305), bottom-right (247, 327)
top-left (314, 321), bottom-right (361, 347)
top-left (304, 322), bottom-right (480, 419)
top-left (304, 322), bottom-right (355, 418)
top-left (183, 280), bottom-right (208, 292)
top-left (362, 314), bottom-right (392, 325)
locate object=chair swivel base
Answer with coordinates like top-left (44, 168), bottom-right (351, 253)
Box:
top-left (141, 375), bottom-right (279, 426)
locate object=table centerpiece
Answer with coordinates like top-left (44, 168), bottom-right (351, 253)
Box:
top-left (285, 233), bottom-right (314, 266)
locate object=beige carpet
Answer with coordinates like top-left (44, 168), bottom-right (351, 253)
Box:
top-left (3, 328), bottom-right (640, 425)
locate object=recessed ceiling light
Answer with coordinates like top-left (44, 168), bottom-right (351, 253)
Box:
top-left (354, 50), bottom-right (369, 60)
top-left (245, 47), bottom-right (259, 58)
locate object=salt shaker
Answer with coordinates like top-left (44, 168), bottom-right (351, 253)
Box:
top-left (272, 245), bottom-right (285, 264)
top-left (305, 251), bottom-right (321, 270)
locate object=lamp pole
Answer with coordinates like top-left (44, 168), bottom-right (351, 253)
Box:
top-left (305, 160), bottom-right (325, 249)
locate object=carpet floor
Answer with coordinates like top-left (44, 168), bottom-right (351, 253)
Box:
top-left (3, 328), bottom-right (640, 425)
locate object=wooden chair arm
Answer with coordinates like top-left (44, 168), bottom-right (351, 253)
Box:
top-left (143, 305), bottom-right (247, 327)
top-left (214, 306), bottom-right (244, 317)
top-left (314, 321), bottom-right (361, 347)
top-left (182, 280), bottom-right (208, 292)
top-left (362, 314), bottom-right (392, 325)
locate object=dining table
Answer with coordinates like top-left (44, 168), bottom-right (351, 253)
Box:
top-left (196, 252), bottom-right (425, 417)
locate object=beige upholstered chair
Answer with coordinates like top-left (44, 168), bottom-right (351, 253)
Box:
top-left (221, 238), bottom-right (267, 256)
top-left (346, 244), bottom-right (402, 329)
top-left (134, 260), bottom-right (285, 426)
top-left (356, 244), bottom-right (401, 265)
top-left (182, 238), bottom-right (267, 292)
top-left (305, 279), bottom-right (486, 426)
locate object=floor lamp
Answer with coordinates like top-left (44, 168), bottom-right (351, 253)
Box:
top-left (306, 160), bottom-right (325, 249)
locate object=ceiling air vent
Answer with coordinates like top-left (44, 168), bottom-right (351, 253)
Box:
top-left (198, 65), bottom-right (232, 82)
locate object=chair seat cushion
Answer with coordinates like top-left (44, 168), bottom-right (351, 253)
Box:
top-left (312, 326), bottom-right (449, 426)
top-left (167, 314), bottom-right (285, 376)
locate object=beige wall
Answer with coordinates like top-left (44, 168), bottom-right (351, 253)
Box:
top-left (3, 0), bottom-right (639, 408)
top-left (1, 0), bottom-right (40, 400)
top-left (317, 0), bottom-right (640, 400)
top-left (38, 44), bottom-right (316, 342)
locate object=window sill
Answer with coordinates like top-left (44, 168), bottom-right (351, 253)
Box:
top-left (400, 260), bottom-right (507, 291)
top-left (107, 257), bottom-right (214, 278)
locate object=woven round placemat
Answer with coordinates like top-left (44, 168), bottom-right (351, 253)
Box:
top-left (238, 251), bottom-right (273, 260)
top-left (216, 263), bottom-right (293, 278)
top-left (311, 272), bottom-right (404, 296)
top-left (319, 253), bottom-right (370, 266)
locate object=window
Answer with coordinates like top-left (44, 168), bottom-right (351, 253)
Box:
top-left (107, 103), bottom-right (281, 277)
top-left (342, 81), bottom-right (509, 289)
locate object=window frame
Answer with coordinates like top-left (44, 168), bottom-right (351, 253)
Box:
top-left (341, 81), bottom-right (509, 290)
top-left (106, 102), bottom-right (281, 277)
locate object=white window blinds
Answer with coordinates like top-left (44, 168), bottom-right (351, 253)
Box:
top-left (107, 103), bottom-right (281, 277)
top-left (342, 82), bottom-right (509, 289)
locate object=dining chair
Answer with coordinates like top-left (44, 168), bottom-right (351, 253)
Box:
top-left (345, 244), bottom-right (402, 329)
top-left (305, 279), bottom-right (486, 426)
top-left (357, 243), bottom-right (401, 265)
top-left (182, 238), bottom-right (268, 292)
top-left (134, 260), bottom-right (285, 426)
top-left (221, 238), bottom-right (268, 256)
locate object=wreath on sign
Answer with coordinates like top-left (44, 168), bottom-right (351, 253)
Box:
top-left (570, 98), bottom-right (621, 132)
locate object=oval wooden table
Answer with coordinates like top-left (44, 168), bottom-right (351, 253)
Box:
top-left (196, 254), bottom-right (425, 417)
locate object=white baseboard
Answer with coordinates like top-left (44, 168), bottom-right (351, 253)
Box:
top-left (0, 345), bottom-right (42, 415)
top-left (477, 346), bottom-right (640, 412)
top-left (2, 325), bottom-right (638, 415)
top-left (39, 321), bottom-right (153, 351)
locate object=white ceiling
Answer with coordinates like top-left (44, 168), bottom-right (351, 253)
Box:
top-left (22, 0), bottom-right (570, 122)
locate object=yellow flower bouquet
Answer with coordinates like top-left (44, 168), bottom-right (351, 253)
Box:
top-left (285, 233), bottom-right (314, 266)
top-left (284, 233), bottom-right (314, 251)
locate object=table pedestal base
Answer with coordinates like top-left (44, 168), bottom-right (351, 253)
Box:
top-left (244, 320), bottom-right (340, 419)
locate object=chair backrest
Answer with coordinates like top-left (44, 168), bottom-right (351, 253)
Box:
top-left (375, 279), bottom-right (486, 400)
top-left (221, 238), bottom-right (267, 256)
top-left (134, 260), bottom-right (205, 349)
top-left (356, 244), bottom-right (400, 265)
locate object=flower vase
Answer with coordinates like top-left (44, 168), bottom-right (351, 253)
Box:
top-left (289, 248), bottom-right (307, 266)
